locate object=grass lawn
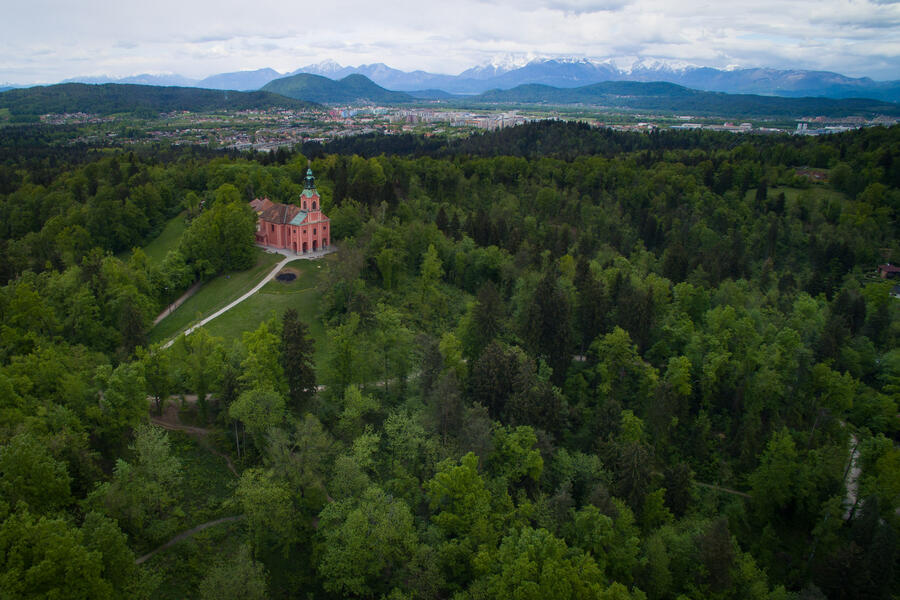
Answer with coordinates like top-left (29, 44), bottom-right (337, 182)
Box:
top-left (149, 249), bottom-right (282, 344)
top-left (142, 212), bottom-right (188, 264)
top-left (116, 211), bottom-right (187, 263)
top-left (203, 258), bottom-right (329, 365)
top-left (746, 185), bottom-right (846, 205)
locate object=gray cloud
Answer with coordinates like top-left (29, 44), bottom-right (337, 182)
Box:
top-left (189, 35), bottom-right (235, 44)
top-left (1, 0), bottom-right (897, 84)
top-left (519, 0), bottom-right (630, 12)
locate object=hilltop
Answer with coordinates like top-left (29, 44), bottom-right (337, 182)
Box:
top-left (262, 73), bottom-right (414, 104)
top-left (0, 83), bottom-right (318, 117)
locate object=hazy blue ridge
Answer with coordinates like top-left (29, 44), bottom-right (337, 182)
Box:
top-left (262, 73), bottom-right (414, 103)
top-left (16, 59), bottom-right (900, 101)
top-left (406, 89), bottom-right (460, 100)
top-left (197, 68), bottom-right (284, 91)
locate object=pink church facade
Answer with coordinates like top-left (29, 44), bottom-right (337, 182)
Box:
top-left (251, 168), bottom-right (331, 254)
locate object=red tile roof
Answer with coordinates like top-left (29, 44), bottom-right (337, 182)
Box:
top-left (259, 202), bottom-right (301, 225)
top-left (250, 197), bottom-right (274, 212)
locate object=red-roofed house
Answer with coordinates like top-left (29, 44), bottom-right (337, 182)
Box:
top-left (878, 264), bottom-right (900, 279)
top-left (252, 168), bottom-right (331, 254)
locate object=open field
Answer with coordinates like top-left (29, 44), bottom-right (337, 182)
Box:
top-left (142, 212), bottom-right (188, 263)
top-left (745, 184), bottom-right (847, 206)
top-left (203, 258), bottom-right (329, 364)
top-left (149, 249), bottom-right (282, 344)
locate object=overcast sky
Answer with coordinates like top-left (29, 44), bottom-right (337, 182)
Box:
top-left (2, 0), bottom-right (898, 84)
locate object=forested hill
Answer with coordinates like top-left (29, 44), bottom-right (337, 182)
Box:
top-left (302, 119), bottom-right (894, 161)
top-left (467, 80), bottom-right (900, 118)
top-left (262, 73), bottom-right (415, 104)
top-left (0, 121), bottom-right (898, 599)
top-left (0, 83), bottom-right (318, 116)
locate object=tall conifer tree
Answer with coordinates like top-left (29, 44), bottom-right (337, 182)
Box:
top-left (281, 308), bottom-right (316, 413)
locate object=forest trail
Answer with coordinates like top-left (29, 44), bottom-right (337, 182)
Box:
top-left (150, 397), bottom-right (239, 477)
top-left (150, 417), bottom-right (210, 437)
top-left (842, 434), bottom-right (861, 520)
top-left (134, 515), bottom-right (245, 565)
top-left (136, 403), bottom-right (244, 565)
top-left (694, 481), bottom-right (752, 498)
top-left (153, 281), bottom-right (202, 326)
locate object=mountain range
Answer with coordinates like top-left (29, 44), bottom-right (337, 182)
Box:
top-left (25, 57), bottom-right (898, 102)
top-left (296, 58), bottom-right (900, 102)
top-left (3, 77), bottom-right (897, 120)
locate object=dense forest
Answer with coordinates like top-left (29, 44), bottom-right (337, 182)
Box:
top-left (0, 121), bottom-right (898, 599)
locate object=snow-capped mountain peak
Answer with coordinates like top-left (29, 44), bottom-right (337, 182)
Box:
top-left (620, 57), bottom-right (699, 74)
top-left (488, 53), bottom-right (541, 71)
top-left (460, 53), bottom-right (543, 79)
top-left (300, 59), bottom-right (346, 76)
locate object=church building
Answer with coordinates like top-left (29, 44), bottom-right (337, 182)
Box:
top-left (251, 168), bottom-right (331, 254)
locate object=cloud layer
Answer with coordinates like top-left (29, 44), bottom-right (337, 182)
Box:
top-left (2, 0), bottom-right (898, 84)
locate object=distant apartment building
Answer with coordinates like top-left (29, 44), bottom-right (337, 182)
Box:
top-left (250, 168), bottom-right (331, 254)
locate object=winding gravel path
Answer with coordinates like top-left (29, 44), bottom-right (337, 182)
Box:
top-left (160, 246), bottom-right (334, 349)
top-left (842, 434), bottom-right (861, 520)
top-left (153, 281), bottom-right (202, 326)
top-left (161, 255), bottom-right (296, 349)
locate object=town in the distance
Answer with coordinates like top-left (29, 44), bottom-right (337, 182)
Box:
top-left (3, 55), bottom-right (898, 152)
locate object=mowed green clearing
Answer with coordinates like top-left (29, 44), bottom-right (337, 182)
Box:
top-left (149, 249), bottom-right (282, 344)
top-left (142, 212), bottom-right (188, 263)
top-left (203, 258), bottom-right (329, 365)
top-left (745, 184), bottom-right (847, 206)
top-left (117, 211), bottom-right (187, 263)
